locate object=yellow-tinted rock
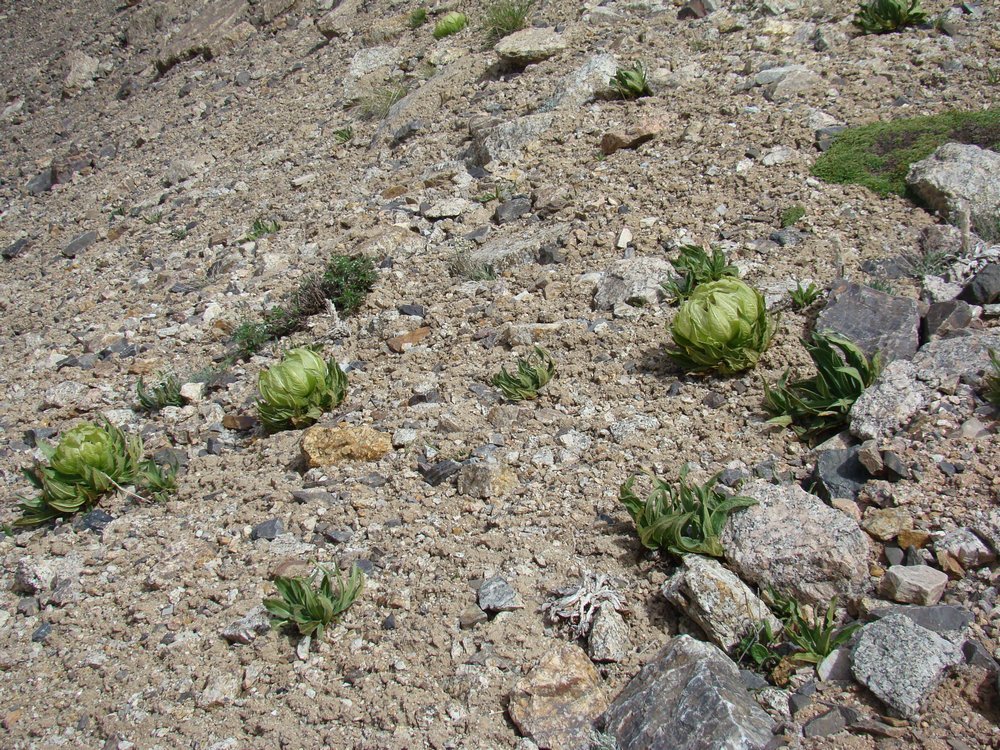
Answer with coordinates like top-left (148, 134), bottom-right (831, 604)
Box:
top-left (301, 425), bottom-right (392, 467)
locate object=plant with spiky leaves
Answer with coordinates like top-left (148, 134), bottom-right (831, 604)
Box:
top-left (661, 244), bottom-right (739, 303)
top-left (492, 346), bottom-right (556, 401)
top-left (264, 564), bottom-right (365, 641)
top-left (609, 62), bottom-right (651, 100)
top-left (853, 0), bottom-right (926, 34)
top-left (137, 373), bottom-right (183, 411)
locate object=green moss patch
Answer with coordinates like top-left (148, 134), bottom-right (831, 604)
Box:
top-left (812, 109), bottom-right (1000, 197)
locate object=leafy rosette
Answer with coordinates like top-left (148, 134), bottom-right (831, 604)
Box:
top-left (17, 419), bottom-right (175, 526)
top-left (257, 347), bottom-right (347, 432)
top-left (667, 278), bottom-right (776, 375)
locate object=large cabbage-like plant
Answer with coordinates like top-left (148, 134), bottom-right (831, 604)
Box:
top-left (257, 347), bottom-right (347, 432)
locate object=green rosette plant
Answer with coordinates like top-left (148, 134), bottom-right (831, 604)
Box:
top-left (264, 564), bottom-right (365, 642)
top-left (433, 11), bottom-right (467, 39)
top-left (667, 278), bottom-right (776, 375)
top-left (257, 347), bottom-right (347, 432)
top-left (17, 419), bottom-right (176, 526)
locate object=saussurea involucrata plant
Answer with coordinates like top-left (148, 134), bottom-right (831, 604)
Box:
top-left (433, 11), bottom-right (467, 39)
top-left (609, 62), bottom-right (651, 100)
top-left (244, 217), bottom-right (280, 242)
top-left (618, 465), bottom-right (756, 558)
top-left (491, 346), bottom-right (556, 401)
top-left (666, 278), bottom-right (776, 375)
top-left (137, 373), bottom-right (183, 411)
top-left (661, 244), bottom-right (739, 303)
top-left (17, 419), bottom-right (177, 527)
top-left (985, 349), bottom-right (1000, 407)
top-left (264, 563), bottom-right (365, 641)
top-left (853, 0), bottom-right (927, 34)
top-left (763, 330), bottom-right (881, 444)
top-left (257, 347), bottom-right (348, 432)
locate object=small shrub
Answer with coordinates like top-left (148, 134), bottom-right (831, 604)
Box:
top-left (661, 244), bottom-right (739, 303)
top-left (789, 281), bottom-right (822, 310)
top-left (492, 346), bottom-right (555, 401)
top-left (17, 419), bottom-right (177, 527)
top-left (484, 0), bottom-right (532, 42)
top-left (257, 347), bottom-right (348, 432)
top-left (264, 564), bottom-right (365, 641)
top-left (618, 465), bottom-right (756, 558)
top-left (780, 205), bottom-right (806, 228)
top-left (853, 0), bottom-right (927, 34)
top-left (321, 254), bottom-right (377, 316)
top-left (433, 11), bottom-right (467, 39)
top-left (984, 349), bottom-right (1000, 407)
top-left (360, 82), bottom-right (408, 120)
top-left (409, 7), bottom-right (428, 28)
top-left (137, 373), bottom-right (184, 411)
top-left (667, 278), bottom-right (776, 375)
top-left (449, 250), bottom-right (496, 280)
top-left (244, 217), bottom-right (280, 242)
top-left (899, 247), bottom-right (954, 277)
top-left (763, 330), bottom-right (881, 444)
top-left (142, 211), bottom-right (163, 225)
top-left (609, 62), bottom-right (651, 100)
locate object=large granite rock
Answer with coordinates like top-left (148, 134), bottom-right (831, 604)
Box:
top-left (466, 222), bottom-right (567, 273)
top-left (508, 643), bottom-right (607, 750)
top-left (721, 481), bottom-right (870, 605)
top-left (593, 258), bottom-right (673, 310)
top-left (469, 113), bottom-right (554, 167)
top-left (601, 635), bottom-right (774, 749)
top-left (907, 143), bottom-right (1000, 240)
top-left (816, 281), bottom-right (920, 363)
top-left (851, 613), bottom-right (963, 718)
top-left (662, 555), bottom-right (782, 652)
top-left (542, 53), bottom-right (617, 110)
top-left (495, 28), bottom-right (566, 65)
top-left (850, 329), bottom-right (1000, 441)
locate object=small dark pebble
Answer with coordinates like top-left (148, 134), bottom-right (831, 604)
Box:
top-left (322, 527), bottom-right (354, 544)
top-left (382, 614), bottom-right (396, 630)
top-left (251, 518), bottom-right (284, 541)
top-left (354, 559), bottom-right (375, 575)
top-left (702, 392), bottom-right (726, 408)
top-left (75, 509), bottom-right (113, 533)
top-left (291, 489), bottom-right (339, 504)
top-left (418, 459), bottom-right (462, 486)
top-left (398, 304), bottom-right (426, 317)
top-left (938, 460), bottom-right (957, 477)
top-left (882, 451), bottom-right (910, 480)
top-left (359, 473), bottom-right (387, 488)
top-left (31, 622), bottom-right (52, 643)
top-left (385, 518), bottom-right (403, 528)
top-left (3, 238), bottom-right (30, 260)
top-left (206, 437), bottom-right (224, 455)
top-left (667, 381), bottom-right (683, 397)
top-left (789, 693), bottom-right (812, 715)
top-left (904, 545), bottom-right (925, 566)
top-left (884, 546), bottom-right (905, 567)
top-left (24, 427), bottom-right (57, 447)
top-left (160, 632), bottom-right (177, 646)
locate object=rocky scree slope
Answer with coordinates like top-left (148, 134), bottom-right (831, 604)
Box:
top-left (0, 0), bottom-right (998, 748)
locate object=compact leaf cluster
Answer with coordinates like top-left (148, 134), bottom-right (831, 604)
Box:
top-left (17, 420), bottom-right (177, 527)
top-left (661, 244), bottom-right (739, 303)
top-left (763, 330), bottom-right (882, 444)
top-left (609, 62), bottom-right (651, 100)
top-left (264, 564), bottom-right (365, 640)
top-left (788, 282), bottom-right (822, 310)
top-left (667, 278), bottom-right (776, 375)
top-left (433, 11), bottom-right (467, 39)
top-left (736, 591), bottom-right (860, 678)
top-left (136, 373), bottom-right (183, 411)
top-left (257, 347), bottom-right (348, 432)
top-left (618, 465), bottom-right (756, 558)
top-left (853, 0), bottom-right (927, 34)
top-left (492, 346), bottom-right (556, 401)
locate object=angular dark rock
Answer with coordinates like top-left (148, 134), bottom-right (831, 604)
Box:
top-left (494, 196), bottom-right (532, 224)
top-left (397, 303), bottom-right (425, 317)
top-left (418, 459), bottom-right (462, 486)
top-left (812, 445), bottom-right (869, 501)
top-left (32, 622), bottom-right (52, 643)
top-left (678, 0), bottom-right (717, 19)
top-left (250, 518), bottom-right (284, 541)
top-left (478, 576), bottom-right (523, 613)
top-left (62, 230), bottom-right (98, 259)
top-left (74, 509), bottom-right (114, 534)
top-left (958, 263), bottom-right (1000, 306)
top-left (26, 168), bottom-right (55, 195)
top-left (816, 281), bottom-right (920, 363)
top-left (923, 300), bottom-right (974, 339)
top-left (2, 238), bottom-right (30, 260)
top-left (868, 604), bottom-right (973, 638)
top-left (601, 635), bottom-right (774, 750)
top-left (803, 707), bottom-right (858, 738)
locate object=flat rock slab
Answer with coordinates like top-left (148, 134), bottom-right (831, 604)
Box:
top-left (907, 144), bottom-right (1000, 240)
top-left (662, 555), bottom-right (782, 652)
top-left (470, 113), bottom-right (554, 167)
top-left (601, 635), bottom-right (774, 750)
top-left (495, 28), bottom-right (567, 65)
top-left (508, 643), bottom-right (607, 750)
top-left (867, 604), bottom-right (973, 640)
top-left (816, 281), bottom-right (920, 363)
top-left (542, 53), bottom-right (617, 111)
top-left (593, 257), bottom-right (673, 310)
top-left (851, 613), bottom-right (963, 718)
top-left (468, 222), bottom-right (567, 273)
top-left (300, 426), bottom-right (392, 467)
top-left (156, 0), bottom-right (253, 75)
top-left (721, 480), bottom-right (870, 605)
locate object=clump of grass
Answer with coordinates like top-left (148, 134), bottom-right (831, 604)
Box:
top-left (866, 277), bottom-right (896, 295)
top-left (433, 11), bottom-right (467, 39)
top-left (811, 109), bottom-right (1000, 197)
top-left (360, 82), bottom-right (408, 120)
top-left (449, 250), bottom-right (497, 280)
top-left (230, 254), bottom-right (377, 360)
top-left (609, 62), bottom-right (651, 100)
top-left (264, 564), bottom-right (365, 642)
top-left (899, 247), bottom-right (955, 277)
top-left (333, 127), bottom-right (354, 144)
top-left (409, 7), bottom-right (428, 28)
top-left (137, 373), bottom-right (184, 411)
top-left (789, 282), bottom-right (822, 310)
top-left (492, 346), bottom-right (555, 401)
top-left (780, 205), bottom-right (806, 228)
top-left (244, 218), bottom-right (280, 242)
top-left (618, 465), bottom-right (756, 558)
top-left (484, 0), bottom-right (532, 42)
top-left (763, 330), bottom-right (882, 445)
top-left (853, 0), bottom-right (927, 34)
top-left (142, 212), bottom-right (163, 225)
top-left (661, 244), bottom-right (739, 303)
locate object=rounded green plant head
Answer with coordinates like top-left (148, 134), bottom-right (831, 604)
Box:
top-left (49, 423), bottom-right (122, 478)
top-left (257, 347), bottom-right (347, 432)
top-left (667, 278), bottom-right (776, 375)
top-left (433, 11), bottom-right (467, 39)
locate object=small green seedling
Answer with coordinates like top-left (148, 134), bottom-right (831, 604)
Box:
top-left (433, 11), bottom-right (467, 39)
top-left (244, 218), bottom-right (280, 242)
top-left (264, 564), bottom-right (365, 641)
top-left (137, 373), bottom-right (184, 411)
top-left (853, 0), bottom-right (927, 33)
top-left (763, 330), bottom-right (881, 444)
top-left (609, 62), bottom-right (651, 100)
top-left (789, 282), bottom-right (822, 310)
top-left (333, 127), bottom-right (354, 144)
top-left (492, 346), bottom-right (555, 401)
top-left (619, 465), bottom-right (756, 558)
top-left (784, 597), bottom-right (860, 664)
